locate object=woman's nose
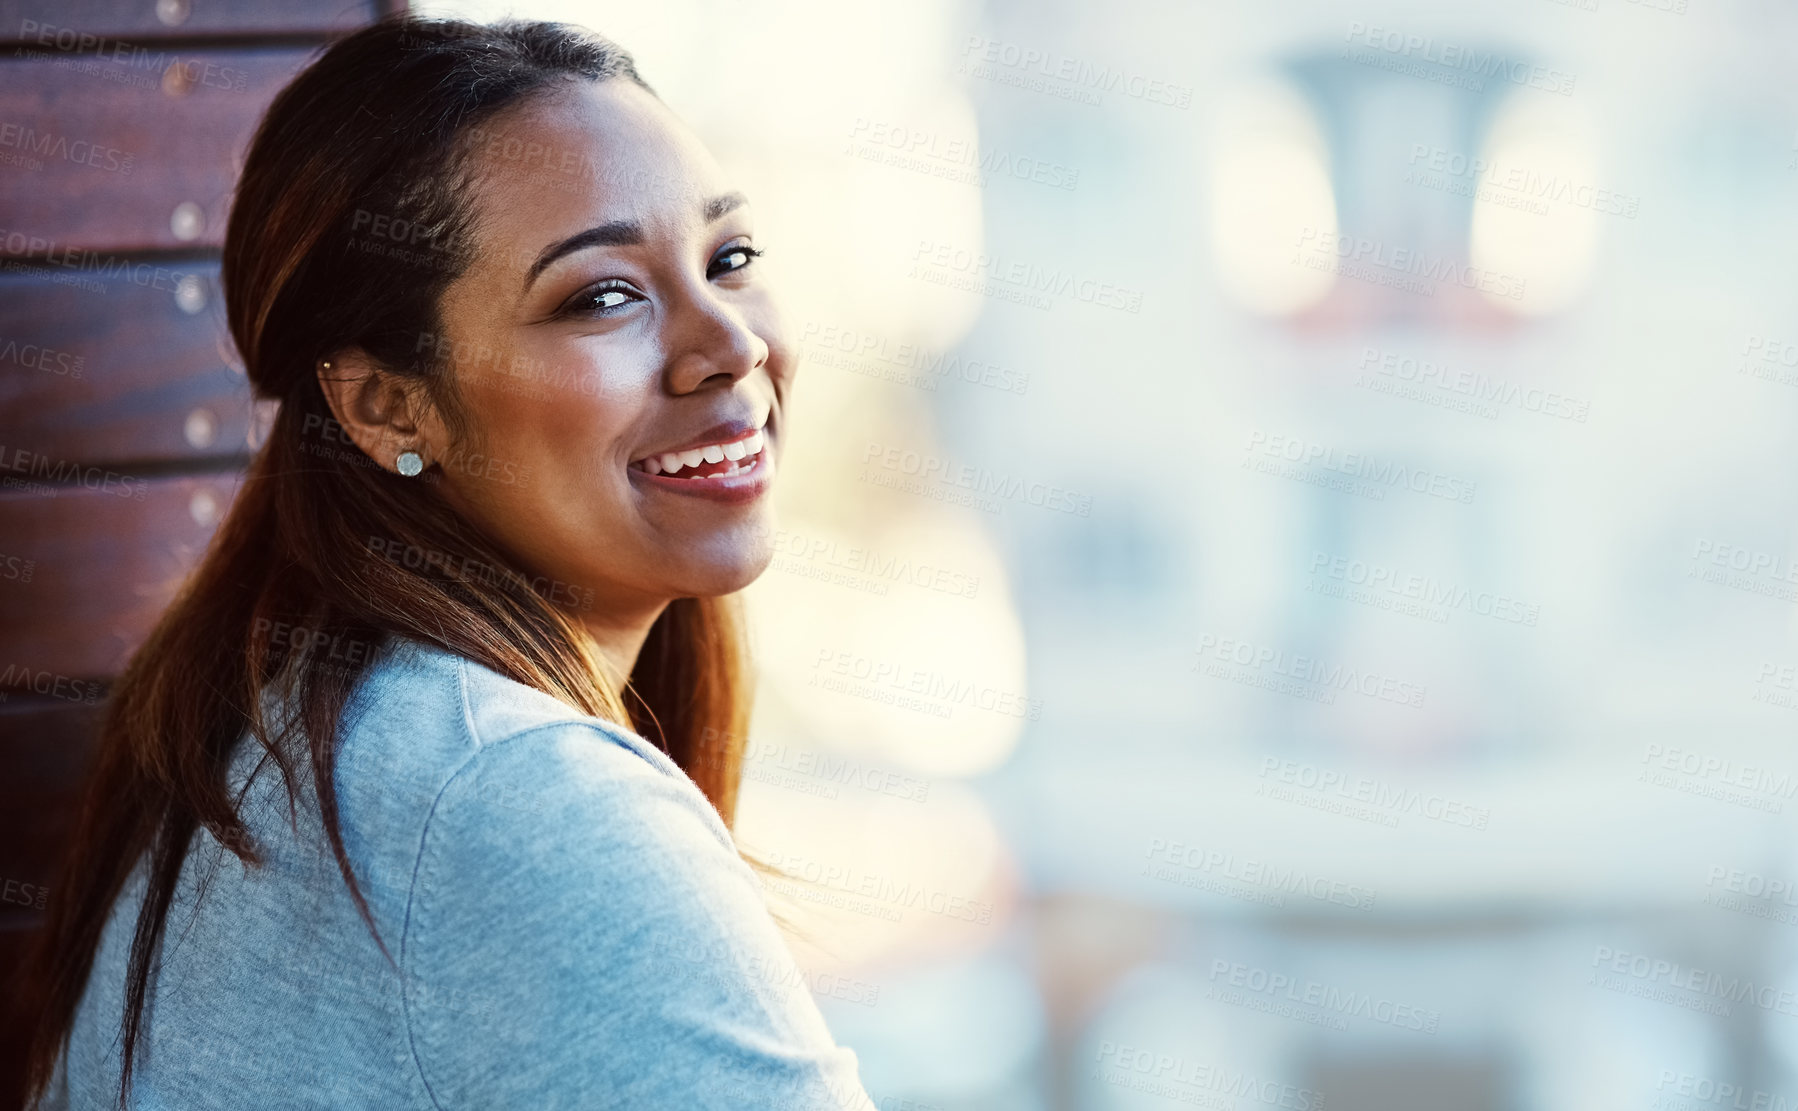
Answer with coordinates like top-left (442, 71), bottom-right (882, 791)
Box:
top-left (662, 287), bottom-right (768, 394)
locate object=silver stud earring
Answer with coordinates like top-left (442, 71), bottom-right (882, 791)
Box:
top-left (396, 450), bottom-right (423, 477)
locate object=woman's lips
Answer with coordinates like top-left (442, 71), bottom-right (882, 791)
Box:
top-left (627, 428), bottom-right (773, 505)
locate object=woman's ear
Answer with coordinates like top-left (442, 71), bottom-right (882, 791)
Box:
top-left (315, 349), bottom-right (438, 475)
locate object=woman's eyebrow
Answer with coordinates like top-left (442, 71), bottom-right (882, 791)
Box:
top-left (524, 219), bottom-right (643, 290)
top-left (522, 192), bottom-right (750, 293)
top-left (704, 191), bottom-right (747, 222)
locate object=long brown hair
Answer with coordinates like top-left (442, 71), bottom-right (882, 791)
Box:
top-left (15, 17), bottom-right (752, 1107)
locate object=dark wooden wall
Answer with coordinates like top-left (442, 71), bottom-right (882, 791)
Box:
top-left (0, 0), bottom-right (402, 1092)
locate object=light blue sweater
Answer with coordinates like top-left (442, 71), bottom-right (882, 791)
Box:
top-left (45, 638), bottom-right (874, 1109)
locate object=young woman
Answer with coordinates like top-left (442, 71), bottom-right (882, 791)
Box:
top-left (18, 17), bottom-right (875, 1110)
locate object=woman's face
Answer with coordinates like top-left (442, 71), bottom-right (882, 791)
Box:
top-left (424, 79), bottom-right (791, 616)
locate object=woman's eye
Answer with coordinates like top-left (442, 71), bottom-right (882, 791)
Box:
top-left (710, 244), bottom-right (763, 278)
top-left (566, 283), bottom-right (639, 317)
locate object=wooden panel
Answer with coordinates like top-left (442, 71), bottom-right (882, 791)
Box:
top-left (0, 5), bottom-right (399, 1095)
top-left (4, 1), bottom-right (388, 41)
top-left (0, 699), bottom-right (103, 922)
top-left (0, 698), bottom-right (104, 1104)
top-left (0, 926), bottom-right (43, 1106)
top-left (0, 47), bottom-right (316, 254)
top-left (0, 473), bottom-right (240, 687)
top-left (0, 264), bottom-right (256, 469)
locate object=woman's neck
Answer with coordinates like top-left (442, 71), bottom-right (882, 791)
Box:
top-left (580, 600), bottom-right (669, 686)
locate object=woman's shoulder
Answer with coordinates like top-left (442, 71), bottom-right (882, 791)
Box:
top-left (314, 636), bottom-right (731, 902)
top-left (277, 638), bottom-right (869, 1108)
top-left (339, 634), bottom-right (687, 796)
top-left (385, 647), bottom-right (864, 1108)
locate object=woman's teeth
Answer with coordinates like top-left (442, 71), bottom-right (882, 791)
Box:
top-left (638, 429), bottom-right (766, 478)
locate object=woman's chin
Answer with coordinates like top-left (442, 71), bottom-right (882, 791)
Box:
top-left (667, 546), bottom-right (775, 599)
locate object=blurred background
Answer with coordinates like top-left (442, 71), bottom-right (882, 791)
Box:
top-left (5, 0), bottom-right (1798, 1107)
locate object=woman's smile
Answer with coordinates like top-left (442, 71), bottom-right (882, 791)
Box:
top-left (628, 415), bottom-right (775, 504)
